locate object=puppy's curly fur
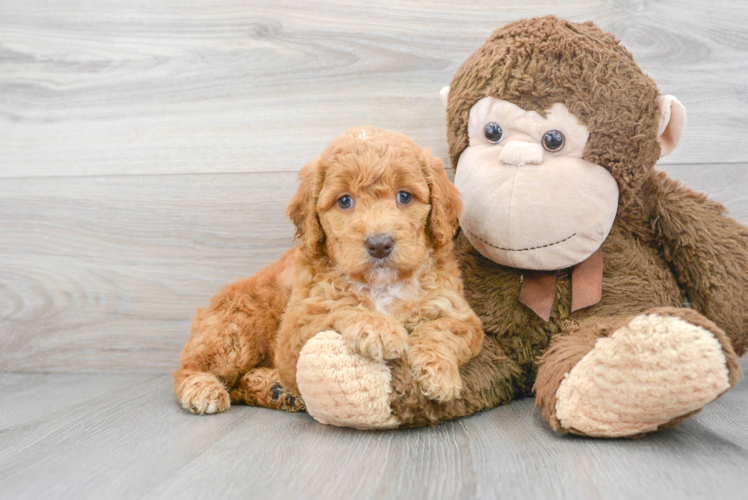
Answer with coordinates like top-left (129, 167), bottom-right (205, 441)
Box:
top-left (174, 127), bottom-right (483, 415)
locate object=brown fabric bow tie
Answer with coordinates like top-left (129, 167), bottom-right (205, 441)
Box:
top-left (518, 248), bottom-right (603, 322)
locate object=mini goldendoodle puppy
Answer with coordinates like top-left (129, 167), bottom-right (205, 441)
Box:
top-left (174, 127), bottom-right (483, 415)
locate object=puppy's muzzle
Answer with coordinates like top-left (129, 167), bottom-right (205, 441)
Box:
top-left (365, 234), bottom-right (394, 259)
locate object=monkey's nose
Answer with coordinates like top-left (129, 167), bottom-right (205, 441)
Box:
top-left (498, 141), bottom-right (544, 166)
top-left (365, 234), bottom-right (395, 259)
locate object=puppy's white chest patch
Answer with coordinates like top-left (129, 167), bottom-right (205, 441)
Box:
top-left (369, 283), bottom-right (405, 313)
top-left (354, 279), bottom-right (417, 314)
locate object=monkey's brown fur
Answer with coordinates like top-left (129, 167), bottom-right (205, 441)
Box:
top-left (382, 16), bottom-right (747, 430)
top-left (174, 127), bottom-right (483, 414)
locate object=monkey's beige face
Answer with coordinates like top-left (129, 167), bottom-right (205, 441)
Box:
top-left (454, 98), bottom-right (619, 270)
top-left (316, 152), bottom-right (432, 285)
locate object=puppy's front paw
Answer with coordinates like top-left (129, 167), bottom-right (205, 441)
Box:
top-left (176, 372), bottom-right (231, 415)
top-left (408, 346), bottom-right (463, 402)
top-left (343, 315), bottom-right (408, 362)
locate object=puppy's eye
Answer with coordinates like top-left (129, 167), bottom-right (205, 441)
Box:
top-left (484, 122), bottom-right (503, 144)
top-left (397, 191), bottom-right (412, 205)
top-left (337, 195), bottom-right (353, 209)
top-left (542, 130), bottom-right (565, 152)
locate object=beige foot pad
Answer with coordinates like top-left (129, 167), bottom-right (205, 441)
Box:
top-left (296, 331), bottom-right (400, 430)
top-left (555, 314), bottom-right (732, 437)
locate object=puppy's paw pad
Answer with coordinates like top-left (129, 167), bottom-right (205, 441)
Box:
top-left (270, 382), bottom-right (305, 412)
top-left (270, 382), bottom-right (285, 402)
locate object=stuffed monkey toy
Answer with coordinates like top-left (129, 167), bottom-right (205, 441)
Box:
top-left (293, 16), bottom-right (748, 437)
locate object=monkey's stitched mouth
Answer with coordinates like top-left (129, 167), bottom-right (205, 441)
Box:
top-left (462, 226), bottom-right (576, 252)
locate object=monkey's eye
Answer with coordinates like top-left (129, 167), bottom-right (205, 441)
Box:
top-left (542, 130), bottom-right (565, 152)
top-left (337, 195), bottom-right (353, 209)
top-left (397, 191), bottom-right (412, 205)
top-left (484, 122), bottom-right (503, 144)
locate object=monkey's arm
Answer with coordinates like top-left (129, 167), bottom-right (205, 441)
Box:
top-left (648, 170), bottom-right (748, 355)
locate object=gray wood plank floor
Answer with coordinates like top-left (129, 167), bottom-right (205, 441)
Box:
top-left (2, 1), bottom-right (748, 498)
top-left (0, 364), bottom-right (747, 500)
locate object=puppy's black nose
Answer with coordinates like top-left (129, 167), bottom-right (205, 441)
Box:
top-left (365, 234), bottom-right (394, 259)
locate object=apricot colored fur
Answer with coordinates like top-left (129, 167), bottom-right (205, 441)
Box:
top-left (174, 127), bottom-right (483, 414)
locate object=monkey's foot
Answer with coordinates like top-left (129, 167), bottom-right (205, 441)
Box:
top-left (296, 331), bottom-right (400, 430)
top-left (555, 309), bottom-right (741, 437)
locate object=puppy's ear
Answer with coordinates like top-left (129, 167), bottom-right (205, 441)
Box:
top-left (287, 159), bottom-right (325, 255)
top-left (422, 152), bottom-right (462, 248)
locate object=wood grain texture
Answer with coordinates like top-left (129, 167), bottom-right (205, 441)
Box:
top-left (0, 366), bottom-right (746, 500)
top-left (0, 172), bottom-right (297, 372)
top-left (1, 164), bottom-right (746, 373)
top-left (1, 0), bottom-right (748, 179)
top-left (0, 164), bottom-right (748, 373)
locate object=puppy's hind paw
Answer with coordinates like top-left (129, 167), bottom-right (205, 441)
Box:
top-left (270, 382), bottom-right (305, 412)
top-left (176, 372), bottom-right (231, 415)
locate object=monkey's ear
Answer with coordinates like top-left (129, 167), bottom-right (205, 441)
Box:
top-left (656, 95), bottom-right (686, 158)
top-left (422, 152), bottom-right (462, 248)
top-left (286, 159), bottom-right (325, 255)
top-left (439, 86), bottom-right (450, 111)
